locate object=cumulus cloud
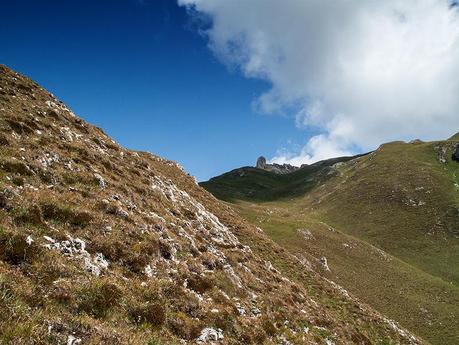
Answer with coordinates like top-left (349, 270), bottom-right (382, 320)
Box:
top-left (179, 0), bottom-right (459, 165)
top-left (270, 134), bottom-right (353, 166)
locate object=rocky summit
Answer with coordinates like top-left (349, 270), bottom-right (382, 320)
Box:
top-left (256, 156), bottom-right (301, 174)
top-left (0, 64), bottom-right (423, 344)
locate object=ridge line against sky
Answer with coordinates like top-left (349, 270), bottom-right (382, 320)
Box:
top-left (2, 0), bottom-right (302, 181)
top-left (1, 0), bottom-right (459, 180)
top-left (179, 0), bottom-right (459, 166)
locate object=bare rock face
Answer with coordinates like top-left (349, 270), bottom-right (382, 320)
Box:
top-left (255, 156), bottom-right (301, 174)
top-left (256, 156), bottom-right (268, 169)
top-left (453, 144), bottom-right (459, 162)
top-left (434, 145), bottom-right (448, 164)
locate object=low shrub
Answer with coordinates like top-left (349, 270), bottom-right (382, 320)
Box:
top-left (13, 205), bottom-right (44, 226)
top-left (0, 228), bottom-right (42, 265)
top-left (1, 159), bottom-right (32, 175)
top-left (12, 176), bottom-right (25, 186)
top-left (0, 134), bottom-right (9, 146)
top-left (167, 312), bottom-right (202, 340)
top-left (130, 302), bottom-right (166, 328)
top-left (77, 280), bottom-right (122, 318)
top-left (41, 202), bottom-right (92, 227)
top-left (261, 318), bottom-right (277, 337)
top-left (186, 274), bottom-right (214, 294)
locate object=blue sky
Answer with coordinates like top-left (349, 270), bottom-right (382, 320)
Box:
top-left (0, 0), bottom-right (312, 181)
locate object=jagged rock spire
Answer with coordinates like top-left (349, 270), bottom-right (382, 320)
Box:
top-left (255, 156), bottom-right (300, 174)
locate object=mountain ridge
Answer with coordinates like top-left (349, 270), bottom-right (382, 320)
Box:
top-left (201, 153), bottom-right (368, 202)
top-left (255, 156), bottom-right (302, 174)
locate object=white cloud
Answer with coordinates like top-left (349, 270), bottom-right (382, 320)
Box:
top-left (270, 134), bottom-right (353, 166)
top-left (179, 0), bottom-right (459, 166)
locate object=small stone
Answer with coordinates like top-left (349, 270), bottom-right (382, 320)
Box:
top-left (26, 235), bottom-right (34, 245)
top-left (145, 264), bottom-right (155, 277)
top-left (196, 328), bottom-right (224, 343)
top-left (43, 235), bottom-right (55, 243)
top-left (84, 257), bottom-right (101, 276)
top-left (297, 229), bottom-right (314, 240)
top-left (251, 306), bottom-right (261, 317)
top-left (67, 335), bottom-right (81, 345)
top-left (320, 256), bottom-right (330, 271)
top-left (93, 173), bottom-right (106, 189)
top-left (116, 207), bottom-right (129, 218)
top-left (94, 252), bottom-right (109, 269)
top-left (236, 303), bottom-right (246, 316)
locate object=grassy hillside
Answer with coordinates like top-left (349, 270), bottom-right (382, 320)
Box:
top-left (0, 64), bottom-right (424, 345)
top-left (201, 155), bottom-right (364, 202)
top-left (202, 139), bottom-right (459, 344)
top-left (309, 141), bottom-right (459, 286)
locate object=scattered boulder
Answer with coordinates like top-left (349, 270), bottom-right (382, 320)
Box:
top-left (67, 335), bottom-right (82, 345)
top-left (235, 303), bottom-right (246, 316)
top-left (44, 235), bottom-right (108, 276)
top-left (196, 328), bottom-right (224, 343)
top-left (251, 306), bottom-right (262, 317)
top-left (94, 173), bottom-right (106, 189)
top-left (297, 229), bottom-right (314, 241)
top-left (320, 256), bottom-right (330, 271)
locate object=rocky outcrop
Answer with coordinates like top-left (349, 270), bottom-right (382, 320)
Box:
top-left (256, 156), bottom-right (301, 174)
top-left (434, 144), bottom-right (449, 164)
top-left (453, 143), bottom-right (459, 162)
top-left (435, 143), bottom-right (459, 163)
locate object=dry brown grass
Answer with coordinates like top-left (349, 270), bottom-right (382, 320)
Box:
top-left (0, 63), bottom-right (425, 344)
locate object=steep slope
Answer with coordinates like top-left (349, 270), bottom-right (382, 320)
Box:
top-left (302, 140), bottom-right (459, 345)
top-left (202, 140), bottom-right (459, 344)
top-left (0, 64), bottom-right (422, 345)
top-left (308, 140), bottom-right (459, 285)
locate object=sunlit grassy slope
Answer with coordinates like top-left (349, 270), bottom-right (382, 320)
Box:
top-left (201, 138), bottom-right (459, 345)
